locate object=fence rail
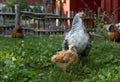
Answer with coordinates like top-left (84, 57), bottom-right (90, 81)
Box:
top-left (0, 5), bottom-right (97, 36)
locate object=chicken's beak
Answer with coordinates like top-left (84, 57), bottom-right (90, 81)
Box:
top-left (80, 13), bottom-right (87, 19)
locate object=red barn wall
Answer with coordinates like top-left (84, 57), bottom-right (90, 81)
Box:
top-left (70, 0), bottom-right (101, 14)
top-left (101, 0), bottom-right (120, 23)
top-left (62, 0), bottom-right (101, 27)
top-left (70, 0), bottom-right (85, 12)
top-left (27, 0), bottom-right (43, 5)
top-left (117, 0), bottom-right (120, 23)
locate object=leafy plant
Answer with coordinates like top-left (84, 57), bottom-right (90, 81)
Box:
top-left (3, 0), bottom-right (30, 11)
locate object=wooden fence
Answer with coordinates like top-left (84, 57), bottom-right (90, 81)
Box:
top-left (0, 4), bottom-right (97, 36)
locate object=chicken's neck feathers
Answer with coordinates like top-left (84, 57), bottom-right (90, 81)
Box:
top-left (72, 17), bottom-right (85, 31)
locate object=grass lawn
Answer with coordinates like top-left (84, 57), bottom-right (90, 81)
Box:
top-left (0, 35), bottom-right (120, 82)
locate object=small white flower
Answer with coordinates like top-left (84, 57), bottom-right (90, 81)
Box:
top-left (4, 75), bottom-right (8, 79)
top-left (21, 43), bottom-right (24, 47)
top-left (12, 57), bottom-right (16, 61)
top-left (21, 40), bottom-right (24, 43)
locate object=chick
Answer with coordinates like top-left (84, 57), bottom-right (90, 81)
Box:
top-left (51, 45), bottom-right (78, 72)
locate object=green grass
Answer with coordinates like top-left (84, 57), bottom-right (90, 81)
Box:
top-left (0, 36), bottom-right (120, 82)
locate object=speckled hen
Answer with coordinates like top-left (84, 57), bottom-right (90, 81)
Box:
top-left (62, 11), bottom-right (92, 59)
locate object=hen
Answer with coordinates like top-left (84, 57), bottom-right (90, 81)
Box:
top-left (0, 28), bottom-right (2, 34)
top-left (51, 45), bottom-right (78, 72)
top-left (12, 26), bottom-right (24, 38)
top-left (105, 24), bottom-right (120, 42)
top-left (62, 11), bottom-right (92, 60)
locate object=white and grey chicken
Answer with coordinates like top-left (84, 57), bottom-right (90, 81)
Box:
top-left (62, 11), bottom-right (92, 59)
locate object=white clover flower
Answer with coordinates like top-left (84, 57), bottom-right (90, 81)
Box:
top-left (4, 75), bottom-right (8, 79)
top-left (21, 43), bottom-right (24, 47)
top-left (21, 40), bottom-right (24, 43)
top-left (12, 57), bottom-right (16, 61)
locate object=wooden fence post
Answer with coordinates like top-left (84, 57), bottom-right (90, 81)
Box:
top-left (98, 7), bottom-right (102, 17)
top-left (15, 4), bottom-right (20, 27)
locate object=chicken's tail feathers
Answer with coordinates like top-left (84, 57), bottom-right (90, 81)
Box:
top-left (62, 39), bottom-right (69, 50)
